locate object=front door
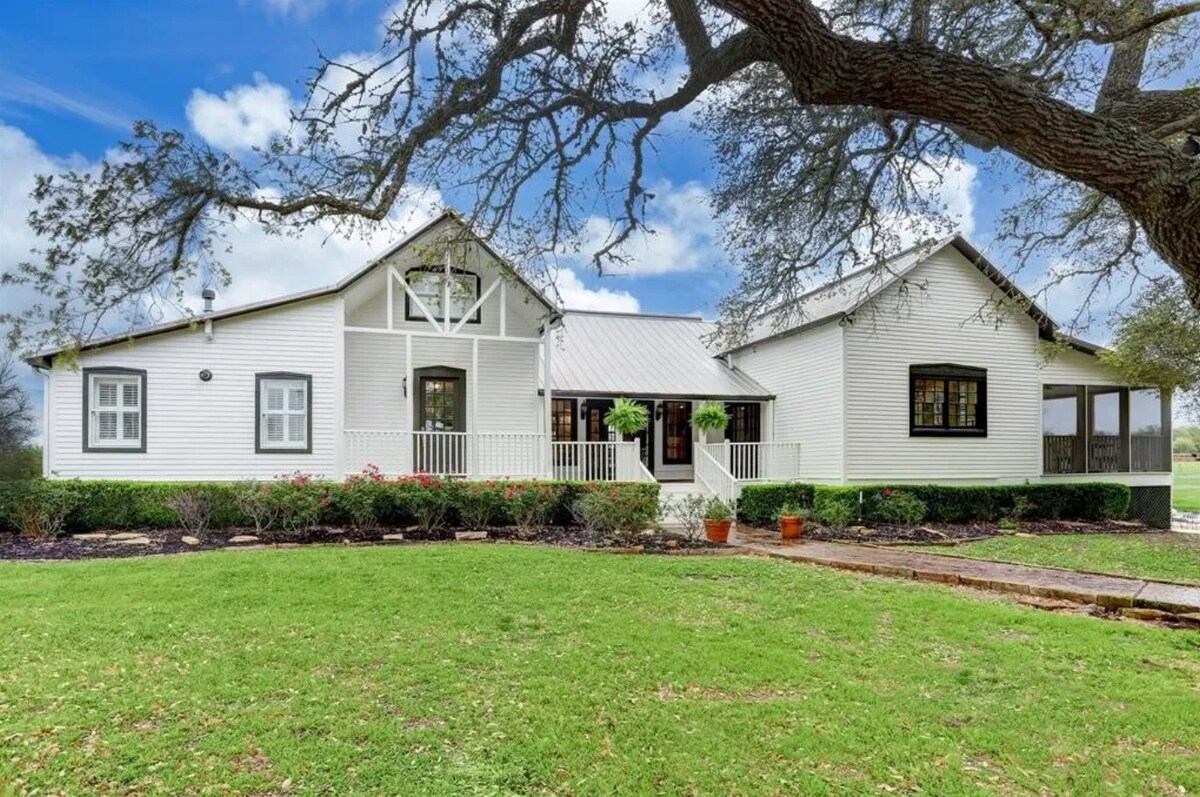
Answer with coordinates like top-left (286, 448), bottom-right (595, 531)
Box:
top-left (414, 368), bottom-right (466, 474)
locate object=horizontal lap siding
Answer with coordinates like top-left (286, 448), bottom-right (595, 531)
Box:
top-left (1039, 348), bottom-right (1121, 384)
top-left (843, 250), bottom-right (1040, 482)
top-left (345, 332), bottom-right (406, 430)
top-left (48, 298), bottom-right (338, 481)
top-left (477, 340), bottom-right (540, 433)
top-left (735, 322), bottom-right (844, 480)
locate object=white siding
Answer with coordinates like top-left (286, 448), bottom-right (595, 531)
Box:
top-left (842, 248), bottom-right (1045, 482)
top-left (734, 321), bottom-right (845, 480)
top-left (47, 298), bottom-right (339, 481)
top-left (1040, 347), bottom-right (1122, 385)
top-left (342, 332), bottom-right (541, 434)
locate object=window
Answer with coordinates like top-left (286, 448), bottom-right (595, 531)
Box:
top-left (256, 373), bottom-right (312, 453)
top-left (551, 398), bottom-right (576, 442)
top-left (84, 368), bottom-right (146, 452)
top-left (909, 365), bottom-right (987, 436)
top-left (662, 401), bottom-right (692, 465)
top-left (726, 403), bottom-right (761, 443)
top-left (405, 267), bottom-right (481, 323)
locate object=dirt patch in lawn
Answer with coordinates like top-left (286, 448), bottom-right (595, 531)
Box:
top-left (738, 518), bottom-right (1147, 546)
top-left (0, 526), bottom-right (719, 562)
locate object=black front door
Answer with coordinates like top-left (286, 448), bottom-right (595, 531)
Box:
top-left (414, 368), bottom-right (466, 474)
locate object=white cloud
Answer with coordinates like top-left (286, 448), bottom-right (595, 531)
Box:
top-left (0, 73), bottom-right (133, 132)
top-left (879, 157), bottom-right (978, 250)
top-left (574, 180), bottom-right (720, 277)
top-left (256, 0), bottom-right (328, 20)
top-left (186, 75), bottom-right (295, 152)
top-left (548, 268), bottom-right (640, 313)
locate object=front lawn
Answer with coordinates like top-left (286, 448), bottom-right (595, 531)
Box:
top-left (2, 545), bottom-right (1199, 795)
top-left (914, 532), bottom-right (1200, 585)
top-left (1176, 460), bottom-right (1200, 512)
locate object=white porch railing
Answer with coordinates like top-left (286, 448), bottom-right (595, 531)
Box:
top-left (550, 441), bottom-right (651, 482)
top-left (698, 441), bottom-right (803, 483)
top-left (695, 445), bottom-right (739, 505)
top-left (345, 430), bottom-right (547, 478)
top-left (345, 431), bottom-right (652, 481)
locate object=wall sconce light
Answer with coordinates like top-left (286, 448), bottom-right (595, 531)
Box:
top-left (402, 376), bottom-right (408, 398)
top-left (579, 400), bottom-right (589, 419)
top-left (654, 402), bottom-right (663, 420)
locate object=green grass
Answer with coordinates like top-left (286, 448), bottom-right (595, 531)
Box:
top-left (2, 546), bottom-right (1200, 795)
top-left (914, 533), bottom-right (1200, 585)
top-left (1175, 460), bottom-right (1200, 512)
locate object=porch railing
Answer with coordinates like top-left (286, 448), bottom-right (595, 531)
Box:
top-left (345, 430), bottom-right (546, 478)
top-left (550, 441), bottom-right (650, 482)
top-left (695, 446), bottom-right (739, 505)
top-left (1042, 433), bottom-right (1169, 474)
top-left (697, 441), bottom-right (803, 482)
top-left (345, 431), bottom-right (650, 481)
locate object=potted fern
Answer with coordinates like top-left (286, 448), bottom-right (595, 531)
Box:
top-left (703, 498), bottom-right (734, 543)
top-left (690, 402), bottom-right (729, 444)
top-left (604, 397), bottom-right (649, 441)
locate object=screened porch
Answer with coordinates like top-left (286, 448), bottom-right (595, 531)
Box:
top-left (1042, 385), bottom-right (1171, 475)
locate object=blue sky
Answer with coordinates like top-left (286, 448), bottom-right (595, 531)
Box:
top-left (0, 0), bottom-right (1165, 429)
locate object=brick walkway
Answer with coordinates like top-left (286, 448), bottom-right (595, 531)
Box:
top-left (732, 530), bottom-right (1200, 614)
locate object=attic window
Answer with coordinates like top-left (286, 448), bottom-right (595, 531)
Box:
top-left (405, 267), bottom-right (481, 324)
top-left (910, 364), bottom-right (987, 437)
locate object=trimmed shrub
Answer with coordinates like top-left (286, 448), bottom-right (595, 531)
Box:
top-left (742, 481), bottom-right (1131, 527)
top-left (0, 477), bottom-right (661, 535)
top-left (873, 490), bottom-right (927, 526)
top-left (0, 481), bottom-right (81, 538)
top-left (572, 483), bottom-right (659, 542)
top-left (738, 482), bottom-right (816, 524)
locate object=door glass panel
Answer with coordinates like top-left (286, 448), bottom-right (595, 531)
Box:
top-left (422, 378), bottom-right (459, 431)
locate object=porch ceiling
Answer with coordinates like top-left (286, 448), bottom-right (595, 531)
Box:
top-left (550, 311), bottom-right (771, 399)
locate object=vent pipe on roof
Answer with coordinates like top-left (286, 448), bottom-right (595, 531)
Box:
top-left (201, 288), bottom-right (216, 313)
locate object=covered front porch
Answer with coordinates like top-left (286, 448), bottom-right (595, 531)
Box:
top-left (1042, 385), bottom-right (1172, 475)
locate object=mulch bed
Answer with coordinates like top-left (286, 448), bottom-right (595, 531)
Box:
top-left (0, 526), bottom-right (719, 562)
top-left (739, 518), bottom-right (1148, 546)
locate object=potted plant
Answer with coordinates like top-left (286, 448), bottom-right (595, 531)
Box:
top-left (703, 498), bottom-right (734, 543)
top-left (690, 402), bottom-right (730, 444)
top-left (604, 397), bottom-right (649, 441)
top-left (776, 502), bottom-right (810, 540)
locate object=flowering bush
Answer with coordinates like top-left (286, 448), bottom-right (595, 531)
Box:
top-left (572, 483), bottom-right (658, 543)
top-left (335, 465), bottom-right (386, 530)
top-left (394, 473), bottom-right (455, 534)
top-left (265, 472), bottom-right (328, 533)
top-left (232, 481), bottom-right (278, 532)
top-left (455, 480), bottom-right (506, 530)
top-left (503, 480), bottom-right (565, 537)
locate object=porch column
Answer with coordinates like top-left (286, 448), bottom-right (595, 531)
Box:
top-left (405, 333), bottom-right (414, 474)
top-left (543, 323), bottom-right (553, 478)
top-left (471, 338), bottom-right (480, 478)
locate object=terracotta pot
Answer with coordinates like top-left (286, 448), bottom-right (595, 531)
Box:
top-left (704, 519), bottom-right (733, 543)
top-left (779, 516), bottom-right (803, 540)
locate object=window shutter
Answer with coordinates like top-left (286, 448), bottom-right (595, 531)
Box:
top-left (97, 383), bottom-right (118, 408)
top-left (97, 411), bottom-right (118, 440)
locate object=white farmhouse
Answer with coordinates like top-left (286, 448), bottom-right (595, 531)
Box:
top-left (27, 211), bottom-right (1173, 525)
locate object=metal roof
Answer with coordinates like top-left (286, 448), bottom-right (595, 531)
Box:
top-left (25, 209), bottom-right (560, 367)
top-left (550, 311), bottom-right (772, 399)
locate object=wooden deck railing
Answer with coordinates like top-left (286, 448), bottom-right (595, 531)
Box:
top-left (1043, 433), bottom-right (1168, 474)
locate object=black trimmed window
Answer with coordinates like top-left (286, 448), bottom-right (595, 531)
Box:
top-left (256, 372), bottom-right (312, 453)
top-left (909, 365), bottom-right (987, 437)
top-left (83, 367), bottom-right (147, 452)
top-left (662, 401), bottom-right (693, 465)
top-left (725, 403), bottom-right (761, 443)
top-left (405, 267), bottom-right (481, 323)
top-left (551, 398), bottom-right (576, 442)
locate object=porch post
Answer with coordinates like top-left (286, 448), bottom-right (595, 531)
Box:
top-left (543, 323), bottom-right (553, 478)
top-left (334, 295), bottom-right (346, 478)
top-left (405, 333), bottom-right (414, 474)
top-left (471, 338), bottom-right (480, 478)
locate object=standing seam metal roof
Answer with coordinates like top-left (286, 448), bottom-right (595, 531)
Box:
top-left (550, 311), bottom-right (771, 398)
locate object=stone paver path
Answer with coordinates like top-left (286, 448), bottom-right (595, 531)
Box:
top-left (732, 531), bottom-right (1200, 614)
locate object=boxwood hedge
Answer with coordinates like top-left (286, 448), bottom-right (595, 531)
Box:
top-left (738, 481), bottom-right (1130, 525)
top-left (0, 479), bottom-right (660, 535)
